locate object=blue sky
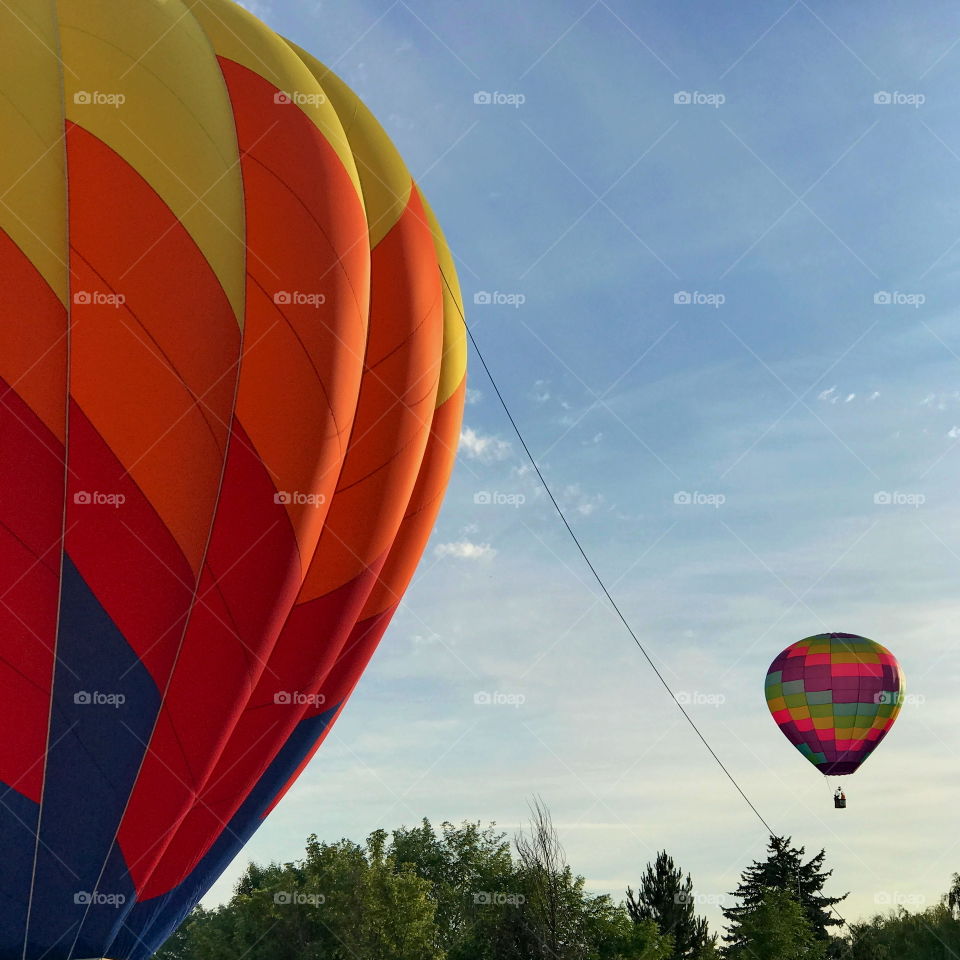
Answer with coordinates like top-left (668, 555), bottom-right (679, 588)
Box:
top-left (225, 0), bottom-right (960, 931)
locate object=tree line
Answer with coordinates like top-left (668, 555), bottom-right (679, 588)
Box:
top-left (156, 800), bottom-right (960, 959)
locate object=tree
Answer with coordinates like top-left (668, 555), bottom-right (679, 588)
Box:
top-left (724, 887), bottom-right (826, 960)
top-left (388, 818), bottom-right (516, 959)
top-left (626, 851), bottom-right (715, 958)
top-left (947, 873), bottom-right (960, 919)
top-left (722, 836), bottom-right (845, 948)
top-left (155, 832), bottom-right (442, 960)
top-left (839, 873), bottom-right (960, 960)
top-left (584, 895), bottom-right (675, 960)
top-left (153, 811), bottom-right (692, 960)
top-left (514, 797), bottom-right (591, 959)
top-left (844, 904), bottom-right (960, 959)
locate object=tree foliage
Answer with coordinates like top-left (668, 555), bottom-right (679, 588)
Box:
top-left (626, 850), bottom-right (715, 959)
top-left (155, 807), bottom-right (676, 960)
top-left (722, 835), bottom-right (846, 949)
top-left (723, 887), bottom-right (826, 960)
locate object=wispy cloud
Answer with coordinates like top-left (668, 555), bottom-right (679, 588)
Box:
top-left (460, 427), bottom-right (512, 462)
top-left (434, 540), bottom-right (497, 560)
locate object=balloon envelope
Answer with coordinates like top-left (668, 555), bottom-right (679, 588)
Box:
top-left (765, 633), bottom-right (904, 776)
top-left (0, 0), bottom-right (465, 956)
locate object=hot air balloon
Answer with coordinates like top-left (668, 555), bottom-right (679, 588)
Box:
top-left (0, 0), bottom-right (466, 956)
top-left (765, 634), bottom-right (904, 791)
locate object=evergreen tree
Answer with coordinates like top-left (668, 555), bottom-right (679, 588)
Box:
top-left (626, 851), bottom-right (715, 958)
top-left (722, 836), bottom-right (845, 950)
top-left (724, 887), bottom-right (825, 960)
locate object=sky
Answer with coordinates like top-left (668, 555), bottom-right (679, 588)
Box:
top-left (221, 0), bottom-right (960, 932)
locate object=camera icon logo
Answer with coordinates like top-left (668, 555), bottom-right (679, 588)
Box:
top-left (674, 91), bottom-right (692, 104)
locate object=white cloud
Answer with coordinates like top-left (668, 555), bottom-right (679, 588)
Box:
top-left (466, 388), bottom-right (484, 405)
top-left (845, 393), bottom-right (855, 403)
top-left (434, 540), bottom-right (497, 560)
top-left (531, 379), bottom-right (552, 403)
top-left (818, 386), bottom-right (838, 403)
top-left (460, 427), bottom-right (512, 462)
top-left (412, 632), bottom-right (443, 648)
top-left (949, 426), bottom-right (960, 439)
top-left (564, 483), bottom-right (605, 518)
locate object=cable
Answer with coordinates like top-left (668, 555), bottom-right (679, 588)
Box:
top-left (444, 274), bottom-right (852, 934)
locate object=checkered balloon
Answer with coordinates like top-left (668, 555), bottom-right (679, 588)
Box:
top-left (765, 633), bottom-right (904, 775)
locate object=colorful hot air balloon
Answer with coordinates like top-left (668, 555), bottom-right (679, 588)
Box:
top-left (765, 634), bottom-right (904, 777)
top-left (0, 0), bottom-right (466, 957)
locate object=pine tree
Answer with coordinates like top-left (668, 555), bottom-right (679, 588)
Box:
top-left (724, 887), bottom-right (826, 960)
top-left (627, 851), bottom-right (715, 958)
top-left (722, 836), bottom-right (846, 951)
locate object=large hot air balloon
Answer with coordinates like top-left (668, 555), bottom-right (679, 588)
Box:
top-left (0, 0), bottom-right (466, 956)
top-left (765, 634), bottom-right (904, 778)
